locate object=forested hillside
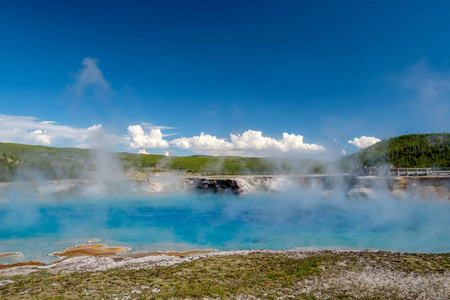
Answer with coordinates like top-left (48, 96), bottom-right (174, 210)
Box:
top-left (342, 133), bottom-right (450, 168)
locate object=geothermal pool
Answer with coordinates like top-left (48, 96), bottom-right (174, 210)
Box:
top-left (0, 189), bottom-right (449, 262)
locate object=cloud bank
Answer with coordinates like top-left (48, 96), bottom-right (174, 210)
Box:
top-left (171, 132), bottom-right (233, 152)
top-left (1, 114), bottom-right (396, 157)
top-left (348, 136), bottom-right (381, 148)
top-left (129, 125), bottom-right (325, 156)
top-left (0, 115), bottom-right (327, 156)
top-left (0, 114), bottom-right (124, 147)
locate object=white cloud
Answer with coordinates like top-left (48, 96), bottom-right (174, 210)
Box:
top-left (0, 114), bottom-right (126, 147)
top-left (138, 149), bottom-right (149, 155)
top-left (171, 132), bottom-right (233, 151)
top-left (140, 122), bottom-right (176, 131)
top-left (230, 130), bottom-right (325, 153)
top-left (69, 57), bottom-right (110, 98)
top-left (87, 124), bottom-right (103, 131)
top-left (348, 136), bottom-right (381, 148)
top-left (164, 130), bottom-right (325, 156)
top-left (280, 133), bottom-right (325, 152)
top-left (30, 130), bottom-right (52, 145)
top-left (341, 149), bottom-right (347, 155)
top-left (127, 125), bottom-right (169, 149)
top-left (230, 130), bottom-right (278, 150)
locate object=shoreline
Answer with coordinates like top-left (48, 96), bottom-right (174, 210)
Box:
top-left (1, 249), bottom-right (449, 299)
top-left (1, 174), bottom-right (450, 198)
top-left (1, 247), bottom-right (449, 277)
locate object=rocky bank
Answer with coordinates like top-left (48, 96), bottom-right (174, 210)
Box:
top-left (1, 175), bottom-right (449, 200)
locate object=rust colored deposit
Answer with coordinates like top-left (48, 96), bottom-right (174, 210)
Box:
top-left (52, 244), bottom-right (131, 258)
top-left (0, 252), bottom-right (22, 258)
top-left (0, 261), bottom-right (42, 270)
top-left (122, 249), bottom-right (218, 258)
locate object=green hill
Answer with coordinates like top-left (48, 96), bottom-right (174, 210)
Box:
top-left (341, 133), bottom-right (450, 169)
top-left (120, 153), bottom-right (325, 176)
top-left (0, 143), bottom-right (91, 181)
top-left (1, 133), bottom-right (448, 182)
top-left (0, 142), bottom-right (326, 182)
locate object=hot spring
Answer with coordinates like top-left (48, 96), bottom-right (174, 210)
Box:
top-left (0, 178), bottom-right (449, 263)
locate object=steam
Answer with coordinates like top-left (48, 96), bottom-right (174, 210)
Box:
top-left (0, 124), bottom-right (448, 263)
top-left (1, 174), bottom-right (449, 264)
top-left (68, 57), bottom-right (111, 99)
top-left (88, 128), bottom-right (123, 182)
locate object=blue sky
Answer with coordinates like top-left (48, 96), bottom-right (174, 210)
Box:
top-left (1, 0), bottom-right (449, 158)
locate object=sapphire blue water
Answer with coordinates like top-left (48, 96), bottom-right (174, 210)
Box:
top-left (0, 192), bottom-right (449, 261)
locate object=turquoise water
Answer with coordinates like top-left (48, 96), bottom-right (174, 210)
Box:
top-left (0, 191), bottom-right (449, 261)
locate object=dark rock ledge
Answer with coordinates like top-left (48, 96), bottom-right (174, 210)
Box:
top-left (193, 178), bottom-right (242, 195)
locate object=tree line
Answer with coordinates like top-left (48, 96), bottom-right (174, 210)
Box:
top-left (342, 133), bottom-right (450, 168)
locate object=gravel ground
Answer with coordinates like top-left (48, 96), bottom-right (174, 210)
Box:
top-left (0, 249), bottom-right (449, 299)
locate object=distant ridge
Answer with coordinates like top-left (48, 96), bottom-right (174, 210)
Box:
top-left (2, 133), bottom-right (449, 182)
top-left (0, 142), bottom-right (326, 181)
top-left (342, 133), bottom-right (450, 168)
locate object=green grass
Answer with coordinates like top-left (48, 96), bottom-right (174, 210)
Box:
top-left (0, 143), bottom-right (327, 181)
top-left (0, 253), bottom-right (328, 299)
top-left (1, 251), bottom-right (449, 299)
top-left (121, 153), bottom-right (327, 176)
top-left (0, 143), bottom-right (91, 181)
